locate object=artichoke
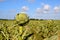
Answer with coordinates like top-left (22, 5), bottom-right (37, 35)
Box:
top-left (15, 12), bottom-right (29, 24)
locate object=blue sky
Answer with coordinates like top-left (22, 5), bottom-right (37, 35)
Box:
top-left (0, 0), bottom-right (60, 19)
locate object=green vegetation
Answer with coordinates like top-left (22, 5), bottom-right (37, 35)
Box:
top-left (0, 12), bottom-right (60, 40)
top-left (15, 13), bottom-right (29, 25)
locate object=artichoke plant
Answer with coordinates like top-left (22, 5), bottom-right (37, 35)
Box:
top-left (15, 12), bottom-right (29, 25)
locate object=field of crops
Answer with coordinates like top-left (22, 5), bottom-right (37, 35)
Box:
top-left (0, 13), bottom-right (60, 40)
top-left (0, 19), bottom-right (60, 40)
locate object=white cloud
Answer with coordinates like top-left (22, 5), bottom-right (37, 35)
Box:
top-left (54, 6), bottom-right (60, 13)
top-left (43, 4), bottom-right (50, 11)
top-left (43, 4), bottom-right (50, 13)
top-left (36, 4), bottom-right (50, 14)
top-left (36, 8), bottom-right (42, 13)
top-left (43, 11), bottom-right (49, 13)
top-left (21, 6), bottom-right (29, 12)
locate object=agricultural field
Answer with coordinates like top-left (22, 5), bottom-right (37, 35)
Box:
top-left (0, 0), bottom-right (60, 40)
top-left (0, 19), bottom-right (60, 40)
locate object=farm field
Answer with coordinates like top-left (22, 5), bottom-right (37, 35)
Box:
top-left (0, 0), bottom-right (60, 40)
top-left (0, 19), bottom-right (60, 40)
